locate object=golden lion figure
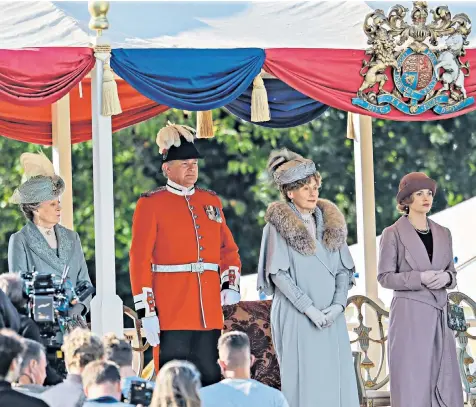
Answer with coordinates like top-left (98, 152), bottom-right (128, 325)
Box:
top-left (358, 29), bottom-right (398, 97)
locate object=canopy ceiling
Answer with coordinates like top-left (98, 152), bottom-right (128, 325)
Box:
top-left (1, 1), bottom-right (374, 49)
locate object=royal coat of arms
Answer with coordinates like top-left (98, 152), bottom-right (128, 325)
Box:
top-left (352, 1), bottom-right (473, 115)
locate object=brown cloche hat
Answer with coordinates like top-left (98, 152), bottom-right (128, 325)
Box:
top-left (396, 172), bottom-right (437, 204)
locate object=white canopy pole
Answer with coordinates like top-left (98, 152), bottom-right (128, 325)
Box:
top-left (52, 94), bottom-right (74, 230)
top-left (350, 112), bottom-right (388, 380)
top-left (89, 1), bottom-right (123, 337)
top-left (351, 113), bottom-right (379, 300)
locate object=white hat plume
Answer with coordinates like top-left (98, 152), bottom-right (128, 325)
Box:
top-left (20, 151), bottom-right (55, 179)
top-left (156, 121), bottom-right (196, 154)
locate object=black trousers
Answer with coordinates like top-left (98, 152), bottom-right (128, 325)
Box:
top-left (159, 329), bottom-right (221, 387)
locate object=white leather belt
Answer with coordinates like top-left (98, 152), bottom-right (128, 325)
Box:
top-left (151, 263), bottom-right (219, 273)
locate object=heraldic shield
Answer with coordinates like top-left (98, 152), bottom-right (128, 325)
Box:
top-left (352, 1), bottom-right (474, 116)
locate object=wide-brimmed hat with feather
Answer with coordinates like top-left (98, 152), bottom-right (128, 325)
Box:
top-left (267, 148), bottom-right (317, 186)
top-left (10, 152), bottom-right (65, 204)
top-left (156, 121), bottom-right (202, 162)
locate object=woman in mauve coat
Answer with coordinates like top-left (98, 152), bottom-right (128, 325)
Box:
top-left (378, 172), bottom-right (463, 407)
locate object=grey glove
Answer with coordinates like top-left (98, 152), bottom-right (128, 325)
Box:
top-left (322, 304), bottom-right (345, 327)
top-left (420, 270), bottom-right (443, 286)
top-left (426, 272), bottom-right (451, 290)
top-left (68, 303), bottom-right (86, 318)
top-left (304, 305), bottom-right (328, 330)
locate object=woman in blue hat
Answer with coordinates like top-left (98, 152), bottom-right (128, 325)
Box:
top-left (8, 152), bottom-right (92, 318)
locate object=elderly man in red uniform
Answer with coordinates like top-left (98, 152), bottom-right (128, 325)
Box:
top-left (129, 123), bottom-right (241, 386)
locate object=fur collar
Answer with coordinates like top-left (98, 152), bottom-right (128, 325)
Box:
top-left (265, 199), bottom-right (348, 255)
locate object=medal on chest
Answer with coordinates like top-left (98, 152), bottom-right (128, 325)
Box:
top-left (204, 205), bottom-right (223, 223)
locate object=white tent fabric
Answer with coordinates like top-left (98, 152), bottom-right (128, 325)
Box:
top-left (0, 1), bottom-right (373, 49)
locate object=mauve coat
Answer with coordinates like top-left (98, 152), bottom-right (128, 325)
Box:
top-left (378, 216), bottom-right (463, 407)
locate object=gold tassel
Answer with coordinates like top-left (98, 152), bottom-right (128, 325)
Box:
top-left (196, 110), bottom-right (214, 138)
top-left (102, 63), bottom-right (122, 117)
top-left (251, 74), bottom-right (270, 122)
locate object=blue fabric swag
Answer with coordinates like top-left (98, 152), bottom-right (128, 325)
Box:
top-left (111, 48), bottom-right (265, 110)
top-left (226, 78), bottom-right (329, 128)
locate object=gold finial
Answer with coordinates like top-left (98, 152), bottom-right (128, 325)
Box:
top-left (88, 1), bottom-right (110, 36)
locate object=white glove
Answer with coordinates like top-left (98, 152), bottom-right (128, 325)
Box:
top-left (304, 305), bottom-right (328, 330)
top-left (141, 316), bottom-right (160, 346)
top-left (426, 272), bottom-right (451, 290)
top-left (221, 289), bottom-right (240, 306)
top-left (322, 304), bottom-right (344, 328)
top-left (420, 270), bottom-right (443, 286)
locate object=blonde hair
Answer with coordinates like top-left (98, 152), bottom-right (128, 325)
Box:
top-left (62, 328), bottom-right (104, 371)
top-left (397, 194), bottom-right (415, 215)
top-left (151, 360), bottom-right (201, 407)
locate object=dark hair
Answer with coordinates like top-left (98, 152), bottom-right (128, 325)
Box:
top-left (279, 173), bottom-right (322, 202)
top-left (19, 203), bottom-right (41, 222)
top-left (20, 339), bottom-right (45, 373)
top-left (103, 333), bottom-right (133, 368)
top-left (0, 329), bottom-right (25, 378)
top-left (0, 273), bottom-right (25, 311)
top-left (82, 360), bottom-right (121, 390)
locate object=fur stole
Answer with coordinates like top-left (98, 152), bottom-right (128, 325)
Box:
top-left (265, 199), bottom-right (348, 255)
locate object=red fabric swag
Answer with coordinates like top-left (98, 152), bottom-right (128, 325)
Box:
top-left (0, 47), bottom-right (95, 106)
top-left (0, 79), bottom-right (169, 145)
top-left (264, 48), bottom-right (476, 121)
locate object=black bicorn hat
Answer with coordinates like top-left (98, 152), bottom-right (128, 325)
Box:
top-left (156, 122), bottom-right (202, 162)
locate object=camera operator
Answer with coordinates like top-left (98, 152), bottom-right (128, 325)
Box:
top-left (82, 361), bottom-right (134, 406)
top-left (0, 286), bottom-right (20, 332)
top-left (13, 338), bottom-right (47, 396)
top-left (8, 152), bottom-right (93, 318)
top-left (41, 327), bottom-right (105, 407)
top-left (0, 273), bottom-right (63, 385)
top-left (0, 329), bottom-right (49, 407)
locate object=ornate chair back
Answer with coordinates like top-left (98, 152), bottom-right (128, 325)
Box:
top-left (222, 300), bottom-right (281, 389)
top-left (448, 291), bottom-right (476, 405)
top-left (347, 295), bottom-right (390, 407)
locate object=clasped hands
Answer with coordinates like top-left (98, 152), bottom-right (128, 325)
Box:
top-left (420, 269), bottom-right (450, 290)
top-left (305, 304), bottom-right (344, 330)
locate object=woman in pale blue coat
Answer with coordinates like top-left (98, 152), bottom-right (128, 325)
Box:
top-left (257, 149), bottom-right (359, 407)
top-left (8, 152), bottom-right (92, 316)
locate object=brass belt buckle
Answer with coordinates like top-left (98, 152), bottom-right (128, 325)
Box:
top-left (191, 262), bottom-right (205, 273)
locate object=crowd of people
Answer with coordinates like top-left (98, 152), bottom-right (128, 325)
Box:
top-left (0, 327), bottom-right (287, 407)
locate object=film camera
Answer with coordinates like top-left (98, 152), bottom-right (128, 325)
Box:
top-left (21, 268), bottom-right (95, 376)
top-left (123, 378), bottom-right (155, 406)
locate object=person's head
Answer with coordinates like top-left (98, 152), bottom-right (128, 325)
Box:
top-left (151, 360), bottom-right (201, 407)
top-left (10, 153), bottom-right (65, 226)
top-left (0, 273), bottom-right (26, 311)
top-left (103, 333), bottom-right (135, 377)
top-left (162, 159), bottom-right (199, 188)
top-left (156, 123), bottom-right (202, 188)
top-left (396, 172), bottom-right (437, 216)
top-left (82, 360), bottom-right (122, 401)
top-left (18, 339), bottom-right (47, 385)
top-left (0, 329), bottom-right (25, 383)
top-left (62, 328), bottom-right (104, 375)
top-left (217, 331), bottom-right (254, 378)
top-left (267, 149), bottom-right (321, 213)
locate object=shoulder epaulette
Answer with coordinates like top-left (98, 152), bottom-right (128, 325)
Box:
top-left (196, 186), bottom-right (217, 196)
top-left (140, 186), bottom-right (166, 198)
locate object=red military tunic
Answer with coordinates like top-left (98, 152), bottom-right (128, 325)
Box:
top-left (129, 182), bottom-right (241, 333)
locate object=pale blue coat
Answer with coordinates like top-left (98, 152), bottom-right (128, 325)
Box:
top-left (7, 221), bottom-right (92, 312)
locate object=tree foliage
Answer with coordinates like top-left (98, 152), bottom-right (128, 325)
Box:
top-left (1, 108), bottom-right (475, 309)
